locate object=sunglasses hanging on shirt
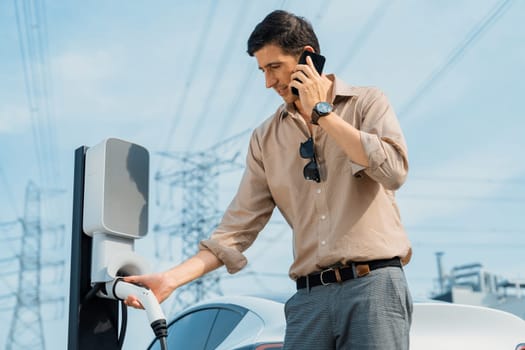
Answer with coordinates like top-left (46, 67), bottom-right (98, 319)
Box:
top-left (299, 137), bottom-right (321, 183)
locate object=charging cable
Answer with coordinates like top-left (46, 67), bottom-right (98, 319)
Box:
top-left (104, 278), bottom-right (168, 350)
top-left (83, 283), bottom-right (128, 349)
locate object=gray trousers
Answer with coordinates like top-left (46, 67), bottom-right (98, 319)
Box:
top-left (283, 266), bottom-right (412, 350)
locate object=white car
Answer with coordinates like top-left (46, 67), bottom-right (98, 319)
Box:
top-left (148, 295), bottom-right (525, 350)
top-left (411, 302), bottom-right (525, 350)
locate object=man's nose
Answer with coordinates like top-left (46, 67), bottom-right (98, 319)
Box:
top-left (265, 72), bottom-right (277, 88)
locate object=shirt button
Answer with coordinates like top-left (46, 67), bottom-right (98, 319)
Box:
top-left (321, 240), bottom-right (326, 245)
top-left (321, 215), bottom-right (326, 220)
top-left (316, 189), bottom-right (322, 194)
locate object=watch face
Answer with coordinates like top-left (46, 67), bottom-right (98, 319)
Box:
top-left (316, 102), bottom-right (332, 114)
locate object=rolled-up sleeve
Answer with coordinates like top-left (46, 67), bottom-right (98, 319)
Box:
top-left (199, 130), bottom-right (275, 274)
top-left (349, 88), bottom-right (409, 190)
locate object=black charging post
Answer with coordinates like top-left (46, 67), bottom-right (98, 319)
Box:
top-left (67, 146), bottom-right (120, 350)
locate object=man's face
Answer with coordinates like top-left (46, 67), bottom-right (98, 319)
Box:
top-left (254, 44), bottom-right (300, 104)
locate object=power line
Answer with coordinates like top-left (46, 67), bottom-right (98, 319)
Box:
top-left (187, 0), bottom-right (253, 149)
top-left (160, 0), bottom-right (218, 159)
top-left (13, 0), bottom-right (59, 188)
top-left (14, 0), bottom-right (43, 184)
top-left (34, 0), bottom-right (60, 184)
top-left (0, 220), bottom-right (20, 229)
top-left (153, 129), bottom-right (251, 228)
top-left (215, 63), bottom-right (255, 139)
top-left (398, 0), bottom-right (514, 119)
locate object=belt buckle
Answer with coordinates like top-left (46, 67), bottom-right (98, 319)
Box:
top-left (319, 268), bottom-right (334, 286)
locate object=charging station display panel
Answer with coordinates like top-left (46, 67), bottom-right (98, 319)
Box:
top-left (104, 139), bottom-right (148, 237)
top-left (83, 138), bottom-right (149, 239)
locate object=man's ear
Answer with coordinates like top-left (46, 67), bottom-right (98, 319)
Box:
top-left (303, 45), bottom-right (315, 53)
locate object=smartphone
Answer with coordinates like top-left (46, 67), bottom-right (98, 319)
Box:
top-left (291, 51), bottom-right (326, 96)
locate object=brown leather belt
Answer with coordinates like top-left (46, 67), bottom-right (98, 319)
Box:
top-left (296, 257), bottom-right (402, 290)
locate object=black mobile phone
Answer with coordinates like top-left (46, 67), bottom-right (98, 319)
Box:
top-left (292, 51), bottom-right (326, 96)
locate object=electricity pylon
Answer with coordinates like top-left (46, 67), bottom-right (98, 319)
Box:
top-left (5, 182), bottom-right (65, 350)
top-left (6, 182), bottom-right (46, 349)
top-left (154, 131), bottom-right (249, 313)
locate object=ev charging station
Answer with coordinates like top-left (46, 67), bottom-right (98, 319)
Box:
top-left (68, 138), bottom-right (167, 350)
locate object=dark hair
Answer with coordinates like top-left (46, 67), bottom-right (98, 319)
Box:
top-left (247, 10), bottom-right (320, 57)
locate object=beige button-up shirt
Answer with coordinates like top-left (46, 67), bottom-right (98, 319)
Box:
top-left (200, 75), bottom-right (411, 280)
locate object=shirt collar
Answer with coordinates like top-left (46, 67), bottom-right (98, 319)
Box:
top-left (279, 74), bottom-right (359, 120)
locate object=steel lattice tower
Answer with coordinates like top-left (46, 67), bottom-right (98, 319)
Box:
top-left (2, 181), bottom-right (65, 350)
top-left (155, 131), bottom-right (248, 313)
top-left (6, 181), bottom-right (45, 350)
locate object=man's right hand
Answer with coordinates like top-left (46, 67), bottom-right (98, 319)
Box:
top-left (122, 250), bottom-right (223, 309)
top-left (123, 271), bottom-right (176, 309)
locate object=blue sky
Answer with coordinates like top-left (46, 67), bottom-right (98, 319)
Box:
top-left (1, 0), bottom-right (524, 348)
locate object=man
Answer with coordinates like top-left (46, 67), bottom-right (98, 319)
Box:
top-left (126, 10), bottom-right (412, 349)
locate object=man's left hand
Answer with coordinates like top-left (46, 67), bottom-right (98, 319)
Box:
top-left (290, 55), bottom-right (332, 115)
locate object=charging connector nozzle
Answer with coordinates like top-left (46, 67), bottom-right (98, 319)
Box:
top-left (104, 278), bottom-right (169, 349)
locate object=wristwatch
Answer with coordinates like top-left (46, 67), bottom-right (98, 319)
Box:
top-left (311, 101), bottom-right (333, 125)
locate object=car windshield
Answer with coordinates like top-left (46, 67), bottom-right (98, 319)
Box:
top-left (148, 306), bottom-right (246, 350)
